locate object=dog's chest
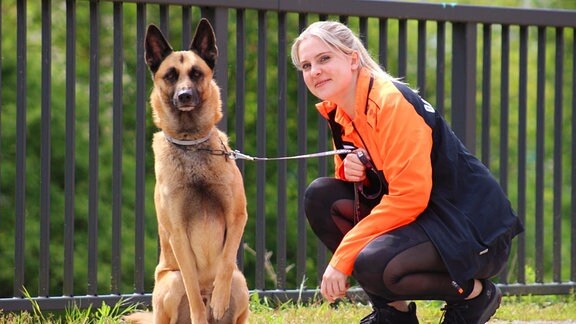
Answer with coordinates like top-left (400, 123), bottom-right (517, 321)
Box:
top-left (173, 149), bottom-right (226, 183)
top-left (154, 139), bottom-right (231, 184)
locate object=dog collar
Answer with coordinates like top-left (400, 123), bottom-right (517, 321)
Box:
top-left (163, 129), bottom-right (213, 146)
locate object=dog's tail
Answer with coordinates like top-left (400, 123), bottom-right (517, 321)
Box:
top-left (123, 311), bottom-right (153, 324)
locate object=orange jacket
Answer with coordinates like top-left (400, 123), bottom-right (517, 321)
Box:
top-left (316, 68), bottom-right (434, 275)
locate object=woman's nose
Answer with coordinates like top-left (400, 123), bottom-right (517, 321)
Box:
top-left (310, 64), bottom-right (321, 76)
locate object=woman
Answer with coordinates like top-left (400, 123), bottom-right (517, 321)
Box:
top-left (291, 21), bottom-right (523, 324)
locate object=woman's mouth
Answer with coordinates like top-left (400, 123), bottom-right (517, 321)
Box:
top-left (315, 79), bottom-right (330, 88)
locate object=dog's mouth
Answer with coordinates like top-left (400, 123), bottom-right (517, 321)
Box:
top-left (173, 88), bottom-right (201, 111)
top-left (176, 105), bottom-right (196, 112)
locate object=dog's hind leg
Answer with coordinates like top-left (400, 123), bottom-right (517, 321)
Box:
top-left (153, 270), bottom-right (191, 324)
top-left (230, 269), bottom-right (250, 324)
top-left (206, 269), bottom-right (248, 324)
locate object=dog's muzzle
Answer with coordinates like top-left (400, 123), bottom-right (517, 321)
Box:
top-left (173, 88), bottom-right (200, 111)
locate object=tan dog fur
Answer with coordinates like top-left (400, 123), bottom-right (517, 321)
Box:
top-left (125, 19), bottom-right (249, 324)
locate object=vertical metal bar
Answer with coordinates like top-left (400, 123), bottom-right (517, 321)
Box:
top-left (235, 9), bottom-right (246, 177)
top-left (0, 0), bottom-right (3, 242)
top-left (134, 2), bottom-right (147, 294)
top-left (235, 9), bottom-right (246, 269)
top-left (534, 26), bottom-right (546, 283)
top-left (498, 24), bottom-right (511, 284)
top-left (359, 16), bottom-right (368, 47)
top-left (316, 12), bottom-right (330, 278)
top-left (499, 25), bottom-right (510, 192)
top-left (0, 0), bottom-right (2, 181)
top-left (159, 5), bottom-right (169, 36)
top-left (378, 18), bottom-right (388, 70)
top-left (64, 0), bottom-right (76, 296)
top-left (570, 28), bottom-right (576, 282)
top-left (14, 0), bottom-right (27, 298)
top-left (316, 12), bottom-right (329, 282)
top-left (255, 10), bottom-right (267, 290)
top-left (201, 6), bottom-right (215, 24)
top-left (111, 2), bottom-right (124, 294)
top-left (398, 19), bottom-right (407, 78)
top-left (276, 11), bottom-right (288, 290)
top-left (451, 22), bottom-right (477, 151)
top-left (481, 24), bottom-right (492, 167)
top-left (182, 6), bottom-right (192, 49)
top-left (417, 20), bottom-right (426, 94)
top-left (213, 7), bottom-right (228, 131)
top-left (297, 13), bottom-right (309, 287)
top-left (316, 124), bottom-right (328, 276)
top-left (552, 27), bottom-right (564, 283)
top-left (40, 0), bottom-right (52, 297)
top-left (572, 27), bottom-right (576, 283)
top-left (234, 9), bottom-right (250, 271)
top-left (88, 0), bottom-right (101, 295)
top-left (435, 21), bottom-right (445, 116)
top-left (517, 25), bottom-right (528, 284)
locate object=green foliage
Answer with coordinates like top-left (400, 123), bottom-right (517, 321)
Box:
top-left (1, 294), bottom-right (576, 323)
top-left (0, 0), bottom-right (574, 304)
top-left (0, 294), bottom-right (139, 324)
top-left (0, 1), bottom-right (159, 297)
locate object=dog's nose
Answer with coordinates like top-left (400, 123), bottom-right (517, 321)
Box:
top-left (176, 89), bottom-right (194, 105)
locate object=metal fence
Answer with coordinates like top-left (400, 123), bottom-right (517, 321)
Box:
top-left (0, 0), bottom-right (575, 312)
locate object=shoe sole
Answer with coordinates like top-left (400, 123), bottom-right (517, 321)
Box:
top-left (477, 284), bottom-right (502, 324)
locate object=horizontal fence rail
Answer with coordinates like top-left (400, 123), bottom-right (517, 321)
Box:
top-left (0, 0), bottom-right (575, 312)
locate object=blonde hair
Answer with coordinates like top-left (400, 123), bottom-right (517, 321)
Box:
top-left (291, 20), bottom-right (394, 81)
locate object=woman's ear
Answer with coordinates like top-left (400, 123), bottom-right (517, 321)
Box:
top-left (350, 51), bottom-right (360, 70)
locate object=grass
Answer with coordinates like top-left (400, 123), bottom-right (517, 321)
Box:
top-left (247, 294), bottom-right (576, 323)
top-left (0, 288), bottom-right (140, 324)
top-left (0, 293), bottom-right (575, 323)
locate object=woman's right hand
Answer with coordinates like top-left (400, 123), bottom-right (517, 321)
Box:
top-left (343, 149), bottom-right (367, 182)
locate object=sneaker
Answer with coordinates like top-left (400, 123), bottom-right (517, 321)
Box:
top-left (440, 279), bottom-right (502, 324)
top-left (360, 302), bottom-right (418, 324)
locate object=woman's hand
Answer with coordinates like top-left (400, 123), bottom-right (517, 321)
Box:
top-left (343, 149), bottom-right (367, 182)
top-left (320, 265), bottom-right (349, 302)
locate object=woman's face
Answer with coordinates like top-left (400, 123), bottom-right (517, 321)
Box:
top-left (297, 36), bottom-right (358, 103)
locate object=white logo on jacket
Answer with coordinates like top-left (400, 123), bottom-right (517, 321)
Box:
top-left (422, 99), bottom-right (435, 113)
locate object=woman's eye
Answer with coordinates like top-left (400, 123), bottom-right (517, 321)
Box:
top-left (319, 55), bottom-right (330, 63)
top-left (301, 62), bottom-right (311, 71)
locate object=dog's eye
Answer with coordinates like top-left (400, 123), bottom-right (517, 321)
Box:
top-left (190, 67), bottom-right (204, 81)
top-left (163, 68), bottom-right (179, 83)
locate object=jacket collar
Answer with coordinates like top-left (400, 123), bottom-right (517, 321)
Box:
top-left (316, 67), bottom-right (373, 126)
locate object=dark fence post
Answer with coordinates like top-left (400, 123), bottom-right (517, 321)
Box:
top-left (451, 22), bottom-right (477, 152)
top-left (201, 7), bottom-right (229, 131)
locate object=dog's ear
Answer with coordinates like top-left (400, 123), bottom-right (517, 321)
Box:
top-left (145, 24), bottom-right (174, 74)
top-left (189, 18), bottom-right (218, 70)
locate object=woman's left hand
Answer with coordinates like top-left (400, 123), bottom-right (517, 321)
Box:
top-left (320, 265), bottom-right (349, 302)
top-left (343, 149), bottom-right (368, 182)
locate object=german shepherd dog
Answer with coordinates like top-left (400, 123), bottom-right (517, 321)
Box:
top-left (125, 19), bottom-right (249, 324)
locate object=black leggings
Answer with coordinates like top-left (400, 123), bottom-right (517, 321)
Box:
top-left (304, 177), bottom-right (500, 305)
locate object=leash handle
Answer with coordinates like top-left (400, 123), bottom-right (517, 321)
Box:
top-left (354, 150), bottom-right (383, 201)
top-left (355, 150), bottom-right (374, 170)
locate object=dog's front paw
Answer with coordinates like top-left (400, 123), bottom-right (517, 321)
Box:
top-left (210, 282), bottom-right (231, 320)
top-left (191, 316), bottom-right (209, 324)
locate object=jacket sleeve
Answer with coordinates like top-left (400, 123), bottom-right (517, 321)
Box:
top-left (329, 93), bottom-right (434, 275)
top-left (334, 155), bottom-right (346, 180)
